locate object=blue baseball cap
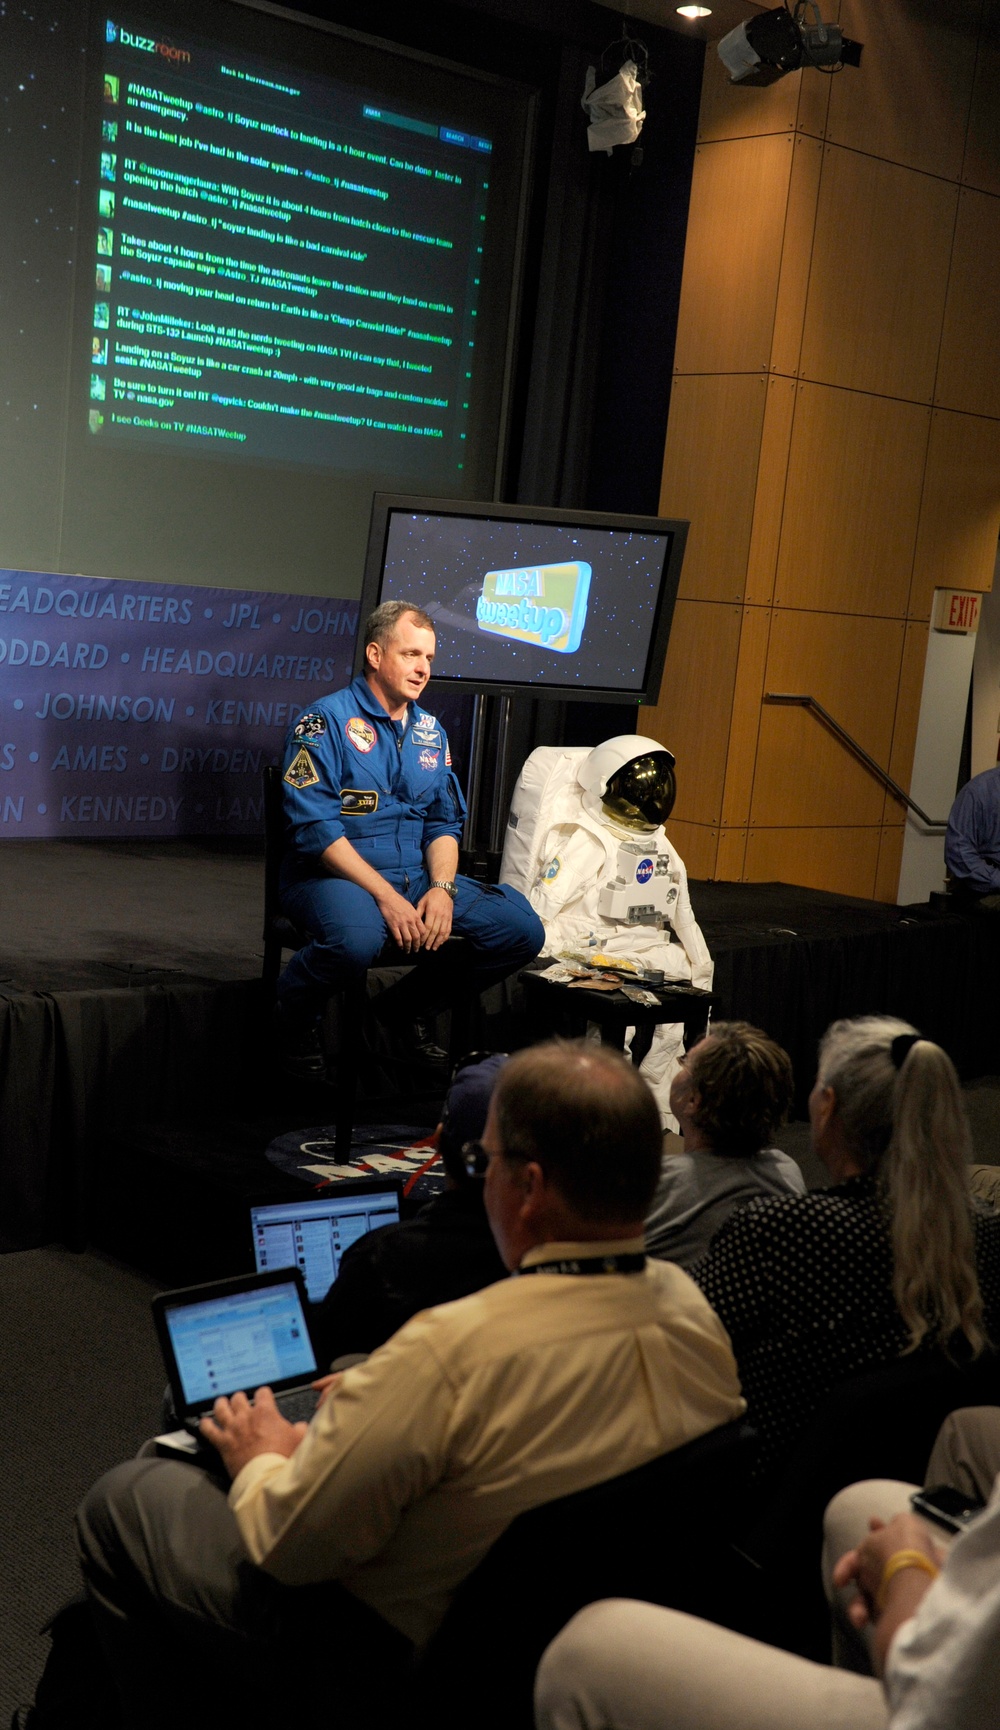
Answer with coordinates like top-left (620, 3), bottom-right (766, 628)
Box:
top-left (439, 1053), bottom-right (508, 1164)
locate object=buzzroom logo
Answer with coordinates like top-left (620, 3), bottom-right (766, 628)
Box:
top-left (106, 20), bottom-right (192, 62)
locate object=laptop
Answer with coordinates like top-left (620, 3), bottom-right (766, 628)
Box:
top-left (152, 1266), bottom-right (324, 1437)
top-left (249, 1178), bottom-right (403, 1303)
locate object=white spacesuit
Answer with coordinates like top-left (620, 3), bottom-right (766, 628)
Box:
top-left (501, 735), bottom-right (712, 1127)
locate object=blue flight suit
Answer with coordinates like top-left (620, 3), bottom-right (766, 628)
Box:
top-left (945, 765), bottom-right (1000, 900)
top-left (277, 675), bottom-right (543, 1016)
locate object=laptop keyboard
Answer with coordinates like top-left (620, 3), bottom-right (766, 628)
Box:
top-left (274, 1386), bottom-right (321, 1424)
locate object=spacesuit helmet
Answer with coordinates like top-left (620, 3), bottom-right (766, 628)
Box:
top-left (578, 734), bottom-right (677, 831)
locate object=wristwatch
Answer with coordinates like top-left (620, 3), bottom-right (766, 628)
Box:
top-left (429, 879), bottom-right (458, 900)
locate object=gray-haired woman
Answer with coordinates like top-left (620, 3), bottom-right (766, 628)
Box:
top-left (694, 1015), bottom-right (1000, 1474)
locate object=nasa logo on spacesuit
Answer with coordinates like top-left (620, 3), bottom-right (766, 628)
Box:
top-left (418, 748), bottom-right (439, 771)
top-left (636, 857), bottom-right (655, 885)
top-left (541, 855), bottom-right (561, 881)
top-left (345, 717), bottom-right (376, 753)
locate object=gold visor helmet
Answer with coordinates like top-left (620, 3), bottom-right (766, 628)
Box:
top-left (578, 734), bottom-right (677, 832)
top-left (603, 752), bottom-right (677, 830)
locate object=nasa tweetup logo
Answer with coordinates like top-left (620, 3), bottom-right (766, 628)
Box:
top-left (476, 562), bottom-right (591, 655)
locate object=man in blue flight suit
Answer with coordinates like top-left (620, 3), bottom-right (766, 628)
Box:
top-left (275, 599), bottom-right (544, 1066)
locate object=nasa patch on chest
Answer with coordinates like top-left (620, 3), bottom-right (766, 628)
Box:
top-left (284, 748), bottom-right (320, 790)
top-left (417, 748), bottom-right (440, 771)
top-left (345, 716), bottom-right (376, 754)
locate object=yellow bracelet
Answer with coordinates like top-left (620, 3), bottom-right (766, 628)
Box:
top-left (875, 1549), bottom-right (940, 1614)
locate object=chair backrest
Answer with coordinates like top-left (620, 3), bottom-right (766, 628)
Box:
top-left (262, 764), bottom-right (285, 933)
top-left (734, 1347), bottom-right (1000, 1660)
top-left (414, 1417), bottom-right (756, 1730)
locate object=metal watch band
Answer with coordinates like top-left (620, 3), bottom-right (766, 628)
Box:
top-left (429, 879), bottom-right (458, 900)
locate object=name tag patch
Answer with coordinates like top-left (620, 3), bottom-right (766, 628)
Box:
top-left (341, 789), bottom-right (378, 815)
top-left (346, 716), bottom-right (376, 753)
top-left (293, 710), bottom-right (327, 741)
top-left (412, 722), bottom-right (441, 747)
top-left (284, 748), bottom-right (320, 790)
top-left (418, 748), bottom-right (440, 771)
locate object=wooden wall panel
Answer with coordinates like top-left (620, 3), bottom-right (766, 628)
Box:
top-left (658, 374), bottom-right (767, 604)
top-left (663, 819), bottom-right (719, 882)
top-left (715, 825), bottom-right (748, 882)
top-left (799, 149), bottom-right (957, 402)
top-left (828, 0), bottom-right (978, 181)
top-left (721, 604), bottom-right (771, 828)
top-left (673, 135), bottom-right (794, 378)
top-left (909, 412), bottom-right (1000, 619)
top-left (883, 621), bottom-right (929, 825)
top-left (697, 51), bottom-right (802, 146)
top-left (751, 610), bottom-right (905, 827)
top-left (770, 135), bottom-right (824, 379)
top-left (963, 0), bottom-right (1000, 195)
top-left (935, 188), bottom-right (1000, 418)
top-left (745, 376), bottom-right (796, 604)
top-left (743, 825), bottom-right (881, 899)
top-left (773, 385), bottom-right (929, 617)
top-left (641, 599), bottom-right (742, 829)
top-left (874, 825), bottom-right (907, 905)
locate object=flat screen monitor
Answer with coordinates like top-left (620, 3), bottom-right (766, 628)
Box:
top-left (354, 495), bottom-right (688, 703)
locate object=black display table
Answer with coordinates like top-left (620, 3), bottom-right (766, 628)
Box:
top-left (520, 968), bottom-right (714, 1065)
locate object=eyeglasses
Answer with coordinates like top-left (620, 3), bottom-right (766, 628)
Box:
top-left (462, 1139), bottom-right (490, 1178)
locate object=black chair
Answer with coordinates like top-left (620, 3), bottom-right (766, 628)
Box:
top-left (734, 1347), bottom-right (1000, 1660)
top-left (262, 764), bottom-right (477, 1157)
top-left (412, 1417), bottom-right (758, 1730)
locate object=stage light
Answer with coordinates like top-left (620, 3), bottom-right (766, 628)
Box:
top-left (718, 1), bottom-right (862, 87)
top-left (676, 6), bottom-right (712, 17)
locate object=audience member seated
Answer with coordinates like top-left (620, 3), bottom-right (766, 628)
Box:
top-left (312, 1053), bottom-right (508, 1363)
top-left (22, 1039), bottom-right (744, 1730)
top-left (535, 1405), bottom-right (1000, 1730)
top-left (944, 763), bottom-right (1000, 909)
top-left (693, 1016), bottom-right (1000, 1474)
top-left (644, 1020), bottom-right (803, 1269)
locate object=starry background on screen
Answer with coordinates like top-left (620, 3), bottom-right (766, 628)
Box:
top-left (381, 513), bottom-right (670, 693)
top-left (0, 2), bottom-right (86, 570)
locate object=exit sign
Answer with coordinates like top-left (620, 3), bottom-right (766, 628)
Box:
top-left (933, 589), bottom-right (982, 633)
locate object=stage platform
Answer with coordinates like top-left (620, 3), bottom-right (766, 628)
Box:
top-left (2, 838), bottom-right (998, 1260)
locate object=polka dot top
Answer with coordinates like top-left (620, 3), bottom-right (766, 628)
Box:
top-left (693, 1174), bottom-right (1000, 1473)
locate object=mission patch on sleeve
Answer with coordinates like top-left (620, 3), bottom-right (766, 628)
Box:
top-left (284, 748), bottom-right (321, 790)
top-left (340, 789), bottom-right (379, 815)
top-left (293, 710), bottom-right (327, 741)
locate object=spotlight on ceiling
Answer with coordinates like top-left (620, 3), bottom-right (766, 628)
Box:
top-left (676, 6), bottom-right (712, 17)
top-left (718, 2), bottom-right (862, 86)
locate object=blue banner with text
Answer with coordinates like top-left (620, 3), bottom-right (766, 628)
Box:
top-left (0, 570), bottom-right (357, 837)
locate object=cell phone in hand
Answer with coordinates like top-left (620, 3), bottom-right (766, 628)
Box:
top-left (910, 1484), bottom-right (983, 1534)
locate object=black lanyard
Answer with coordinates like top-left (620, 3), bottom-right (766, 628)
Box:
top-left (516, 1254), bottom-right (647, 1277)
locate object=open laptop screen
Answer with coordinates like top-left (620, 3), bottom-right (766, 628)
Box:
top-left (251, 1182), bottom-right (403, 1303)
top-left (159, 1276), bottom-right (318, 1412)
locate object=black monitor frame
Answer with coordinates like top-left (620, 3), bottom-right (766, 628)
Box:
top-left (353, 493), bottom-right (688, 705)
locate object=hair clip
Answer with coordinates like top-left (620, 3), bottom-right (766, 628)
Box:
top-left (890, 1032), bottom-right (921, 1069)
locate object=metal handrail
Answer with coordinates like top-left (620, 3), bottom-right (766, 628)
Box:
top-left (763, 693), bottom-right (949, 829)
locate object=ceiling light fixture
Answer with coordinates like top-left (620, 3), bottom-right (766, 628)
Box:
top-left (676, 6), bottom-right (712, 17)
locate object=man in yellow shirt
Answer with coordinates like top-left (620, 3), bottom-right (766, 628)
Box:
top-left (44, 1041), bottom-right (744, 1728)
